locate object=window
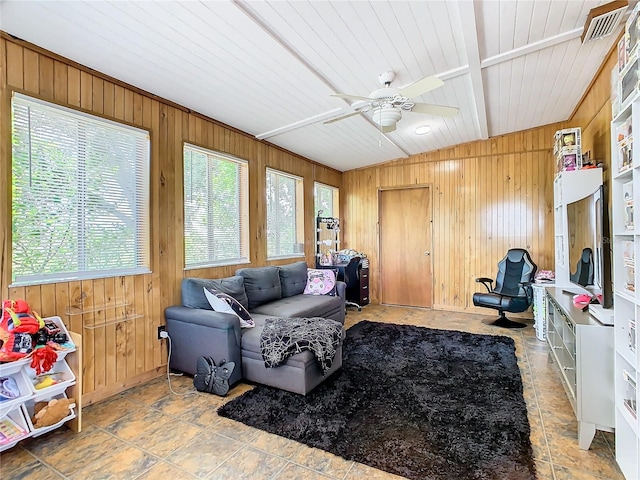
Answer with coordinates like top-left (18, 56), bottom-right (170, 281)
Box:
top-left (314, 182), bottom-right (339, 218)
top-left (11, 93), bottom-right (150, 285)
top-left (266, 168), bottom-right (304, 259)
top-left (183, 144), bottom-right (249, 268)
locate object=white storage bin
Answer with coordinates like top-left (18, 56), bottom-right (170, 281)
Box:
top-left (0, 370), bottom-right (32, 418)
top-left (24, 393), bottom-right (76, 438)
top-left (0, 405), bottom-right (30, 452)
top-left (25, 359), bottom-right (75, 398)
top-left (41, 316), bottom-right (76, 352)
top-left (0, 357), bottom-right (31, 377)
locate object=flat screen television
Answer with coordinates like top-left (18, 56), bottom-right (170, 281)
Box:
top-left (566, 184), bottom-right (613, 309)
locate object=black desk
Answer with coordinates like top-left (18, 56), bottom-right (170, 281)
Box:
top-left (316, 262), bottom-right (348, 282)
top-left (316, 260), bottom-right (369, 308)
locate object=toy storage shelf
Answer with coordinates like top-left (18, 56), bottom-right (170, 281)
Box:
top-left (612, 88), bottom-right (640, 479)
top-left (0, 317), bottom-right (82, 452)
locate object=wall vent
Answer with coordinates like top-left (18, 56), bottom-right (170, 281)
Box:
top-left (581, 0), bottom-right (628, 43)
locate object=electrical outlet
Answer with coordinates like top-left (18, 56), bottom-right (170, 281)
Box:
top-left (157, 325), bottom-right (166, 340)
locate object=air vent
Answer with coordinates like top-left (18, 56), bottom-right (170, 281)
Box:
top-left (581, 0), bottom-right (628, 43)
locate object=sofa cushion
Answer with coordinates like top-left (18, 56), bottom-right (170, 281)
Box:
top-left (278, 261), bottom-right (308, 298)
top-left (236, 266), bottom-right (282, 310)
top-left (182, 276), bottom-right (248, 310)
top-left (250, 294), bottom-right (344, 322)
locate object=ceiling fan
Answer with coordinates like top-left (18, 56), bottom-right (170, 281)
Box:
top-left (325, 71), bottom-right (459, 133)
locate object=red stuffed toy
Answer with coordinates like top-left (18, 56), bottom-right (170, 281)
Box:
top-left (0, 299), bottom-right (45, 362)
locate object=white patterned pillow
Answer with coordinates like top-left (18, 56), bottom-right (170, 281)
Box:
top-left (303, 269), bottom-right (337, 296)
top-left (203, 287), bottom-right (255, 328)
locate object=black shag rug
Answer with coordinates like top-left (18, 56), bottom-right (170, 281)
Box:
top-left (218, 320), bottom-right (536, 480)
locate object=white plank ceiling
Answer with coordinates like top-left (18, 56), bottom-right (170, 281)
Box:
top-left (0, 0), bottom-right (628, 172)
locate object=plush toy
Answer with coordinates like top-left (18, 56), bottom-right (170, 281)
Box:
top-left (0, 299), bottom-right (45, 362)
top-left (32, 397), bottom-right (75, 428)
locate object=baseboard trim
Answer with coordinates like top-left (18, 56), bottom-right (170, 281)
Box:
top-left (81, 367), bottom-right (165, 406)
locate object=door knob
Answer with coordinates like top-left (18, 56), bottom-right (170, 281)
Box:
top-left (424, 251), bottom-right (430, 256)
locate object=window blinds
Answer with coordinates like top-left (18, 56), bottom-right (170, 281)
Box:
top-left (11, 93), bottom-right (150, 285)
top-left (266, 168), bottom-right (303, 259)
top-left (183, 144), bottom-right (249, 268)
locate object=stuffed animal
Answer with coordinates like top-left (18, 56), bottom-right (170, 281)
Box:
top-left (32, 397), bottom-right (75, 428)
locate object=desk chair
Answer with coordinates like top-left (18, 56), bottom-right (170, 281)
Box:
top-left (472, 248), bottom-right (537, 328)
top-left (343, 256), bottom-right (363, 311)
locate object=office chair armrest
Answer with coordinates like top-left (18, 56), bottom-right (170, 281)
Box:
top-left (519, 281), bottom-right (534, 302)
top-left (475, 277), bottom-right (494, 292)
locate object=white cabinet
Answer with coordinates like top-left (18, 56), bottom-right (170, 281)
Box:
top-left (545, 288), bottom-right (615, 450)
top-left (0, 316), bottom-right (81, 451)
top-left (553, 168), bottom-right (604, 289)
top-left (612, 90), bottom-right (640, 480)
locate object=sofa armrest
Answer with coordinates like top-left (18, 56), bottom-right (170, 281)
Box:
top-left (336, 281), bottom-right (346, 301)
top-left (164, 306), bottom-right (243, 383)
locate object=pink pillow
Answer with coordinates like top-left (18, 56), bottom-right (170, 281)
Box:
top-left (303, 269), bottom-right (337, 296)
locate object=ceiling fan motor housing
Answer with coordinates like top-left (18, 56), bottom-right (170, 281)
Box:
top-left (378, 71), bottom-right (395, 86)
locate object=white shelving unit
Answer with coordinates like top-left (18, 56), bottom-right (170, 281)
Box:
top-left (545, 288), bottom-right (614, 450)
top-left (612, 89), bottom-right (640, 480)
top-left (553, 168), bottom-right (604, 290)
top-left (0, 316), bottom-right (81, 451)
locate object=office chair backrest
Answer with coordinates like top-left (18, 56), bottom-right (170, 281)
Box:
top-left (493, 249), bottom-right (537, 296)
top-left (570, 247), bottom-right (594, 287)
top-left (344, 256), bottom-right (361, 286)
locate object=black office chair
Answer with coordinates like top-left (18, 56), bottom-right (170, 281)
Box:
top-left (570, 247), bottom-right (594, 287)
top-left (472, 248), bottom-right (538, 329)
top-left (343, 256), bottom-right (363, 311)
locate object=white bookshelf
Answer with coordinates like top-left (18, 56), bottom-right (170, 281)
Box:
top-left (612, 89), bottom-right (640, 480)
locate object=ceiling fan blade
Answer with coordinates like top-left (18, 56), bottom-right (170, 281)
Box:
top-left (331, 93), bottom-right (373, 102)
top-left (323, 111), bottom-right (363, 124)
top-left (382, 124), bottom-right (396, 134)
top-left (399, 76), bottom-right (444, 99)
top-left (410, 103), bottom-right (459, 117)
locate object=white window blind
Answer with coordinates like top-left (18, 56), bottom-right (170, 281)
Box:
top-left (183, 144), bottom-right (249, 268)
top-left (266, 168), bottom-right (304, 259)
top-left (11, 93), bottom-right (150, 285)
top-left (314, 182), bottom-right (339, 218)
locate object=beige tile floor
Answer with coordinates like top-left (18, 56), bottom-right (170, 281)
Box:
top-left (0, 305), bottom-right (625, 480)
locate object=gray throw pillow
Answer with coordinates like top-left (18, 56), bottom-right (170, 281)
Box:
top-left (278, 261), bottom-right (308, 298)
top-left (235, 266), bottom-right (282, 310)
top-left (181, 276), bottom-right (248, 310)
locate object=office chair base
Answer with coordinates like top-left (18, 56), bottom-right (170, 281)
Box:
top-left (346, 301), bottom-right (362, 312)
top-left (482, 316), bottom-right (527, 329)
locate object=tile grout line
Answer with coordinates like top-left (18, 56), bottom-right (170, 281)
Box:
top-left (520, 332), bottom-right (558, 480)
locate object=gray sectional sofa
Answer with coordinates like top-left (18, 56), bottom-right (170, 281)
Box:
top-left (164, 261), bottom-right (346, 395)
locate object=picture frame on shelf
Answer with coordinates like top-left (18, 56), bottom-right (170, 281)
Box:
top-left (625, 204), bottom-right (635, 230)
top-left (620, 35), bottom-right (628, 72)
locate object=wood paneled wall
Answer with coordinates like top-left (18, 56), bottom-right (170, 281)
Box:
top-left (341, 41), bottom-right (618, 313)
top-left (0, 35), bottom-right (341, 404)
top-left (341, 128), bottom-right (559, 312)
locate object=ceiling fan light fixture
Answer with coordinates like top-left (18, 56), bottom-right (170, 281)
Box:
top-left (415, 125), bottom-right (431, 135)
top-left (373, 106), bottom-right (402, 127)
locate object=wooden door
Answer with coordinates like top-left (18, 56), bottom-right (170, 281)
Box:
top-left (379, 187), bottom-right (433, 307)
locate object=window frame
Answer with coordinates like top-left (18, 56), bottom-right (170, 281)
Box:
top-left (265, 168), bottom-right (305, 261)
top-left (10, 92), bottom-right (151, 286)
top-left (183, 143), bottom-right (250, 269)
